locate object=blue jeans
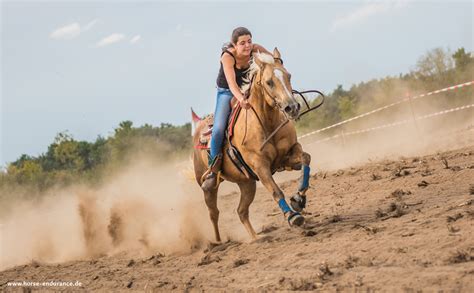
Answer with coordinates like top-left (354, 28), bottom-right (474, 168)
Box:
top-left (210, 87), bottom-right (233, 164)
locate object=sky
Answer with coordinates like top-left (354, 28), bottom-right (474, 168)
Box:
top-left (1, 0), bottom-right (472, 167)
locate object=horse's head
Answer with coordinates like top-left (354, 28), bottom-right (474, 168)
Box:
top-left (250, 48), bottom-right (300, 120)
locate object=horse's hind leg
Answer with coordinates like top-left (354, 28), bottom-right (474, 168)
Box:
top-left (203, 188), bottom-right (221, 243)
top-left (237, 181), bottom-right (258, 240)
top-left (285, 143), bottom-right (312, 212)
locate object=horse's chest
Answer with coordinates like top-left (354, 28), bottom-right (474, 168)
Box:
top-left (273, 137), bottom-right (294, 161)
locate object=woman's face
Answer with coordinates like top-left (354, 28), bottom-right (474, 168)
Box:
top-left (234, 34), bottom-right (253, 56)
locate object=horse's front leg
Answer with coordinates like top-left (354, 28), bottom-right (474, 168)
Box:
top-left (284, 143), bottom-right (311, 212)
top-left (252, 161), bottom-right (305, 227)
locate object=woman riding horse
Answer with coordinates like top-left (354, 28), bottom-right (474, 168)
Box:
top-left (201, 27), bottom-right (271, 191)
top-left (194, 27), bottom-right (311, 242)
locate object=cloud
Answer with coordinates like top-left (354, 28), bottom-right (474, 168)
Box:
top-left (331, 1), bottom-right (409, 31)
top-left (130, 35), bottom-right (141, 44)
top-left (96, 33), bottom-right (126, 48)
top-left (49, 23), bottom-right (81, 40)
top-left (49, 19), bottom-right (99, 40)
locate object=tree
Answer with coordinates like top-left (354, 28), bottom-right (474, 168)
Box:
top-left (452, 48), bottom-right (473, 71)
top-left (338, 96), bottom-right (356, 120)
top-left (7, 160), bottom-right (43, 185)
top-left (53, 139), bottom-right (84, 171)
top-left (415, 47), bottom-right (454, 78)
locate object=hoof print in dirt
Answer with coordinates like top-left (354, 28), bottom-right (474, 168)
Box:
top-left (198, 253), bottom-right (221, 266)
top-left (344, 255), bottom-right (360, 269)
top-left (371, 173), bottom-right (382, 181)
top-left (388, 202), bottom-right (407, 217)
top-left (447, 248), bottom-right (474, 264)
top-left (353, 224), bottom-right (379, 235)
top-left (146, 253), bottom-right (164, 266)
top-left (447, 213), bottom-right (463, 223)
top-left (259, 224), bottom-right (279, 234)
top-left (375, 209), bottom-right (388, 218)
top-left (126, 259), bottom-right (135, 267)
top-left (421, 168), bottom-right (433, 176)
top-left (469, 184), bottom-right (474, 195)
top-left (255, 235), bottom-right (274, 243)
top-left (205, 240), bottom-right (239, 253)
top-left (447, 225), bottom-right (460, 233)
top-left (233, 258), bottom-right (249, 268)
top-left (126, 279), bottom-right (134, 288)
top-left (317, 262), bottom-right (334, 281)
top-left (392, 166), bottom-right (412, 178)
top-left (418, 180), bottom-right (429, 187)
top-left (377, 202), bottom-right (407, 220)
top-left (328, 214), bottom-right (342, 223)
top-left (390, 189), bottom-right (412, 199)
top-left (278, 276), bottom-right (322, 291)
top-left (303, 230), bottom-right (317, 237)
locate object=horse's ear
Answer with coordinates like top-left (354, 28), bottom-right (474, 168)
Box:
top-left (273, 47), bottom-right (281, 59)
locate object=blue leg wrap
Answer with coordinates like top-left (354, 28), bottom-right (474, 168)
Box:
top-left (278, 198), bottom-right (291, 214)
top-left (298, 165), bottom-right (310, 192)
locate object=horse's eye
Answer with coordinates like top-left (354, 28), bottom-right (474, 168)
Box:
top-left (288, 74), bottom-right (292, 81)
top-left (266, 79), bottom-right (274, 87)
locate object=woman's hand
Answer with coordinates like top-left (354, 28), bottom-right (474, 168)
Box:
top-left (239, 98), bottom-right (251, 109)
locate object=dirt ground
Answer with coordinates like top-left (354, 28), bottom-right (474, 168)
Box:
top-left (1, 142), bottom-right (473, 292)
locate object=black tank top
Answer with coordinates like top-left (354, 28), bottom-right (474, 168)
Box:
top-left (216, 50), bottom-right (250, 89)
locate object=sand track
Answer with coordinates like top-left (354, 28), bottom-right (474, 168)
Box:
top-left (1, 144), bottom-right (473, 292)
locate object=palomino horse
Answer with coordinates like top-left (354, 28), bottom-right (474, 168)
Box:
top-left (193, 48), bottom-right (311, 242)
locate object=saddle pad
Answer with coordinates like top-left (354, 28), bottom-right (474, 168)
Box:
top-left (194, 98), bottom-right (241, 149)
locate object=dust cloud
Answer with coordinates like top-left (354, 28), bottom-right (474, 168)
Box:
top-left (298, 90), bottom-right (473, 173)
top-left (0, 155), bottom-right (215, 270)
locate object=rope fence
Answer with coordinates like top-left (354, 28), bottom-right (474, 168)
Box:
top-left (298, 80), bottom-right (474, 140)
top-left (305, 103), bottom-right (474, 145)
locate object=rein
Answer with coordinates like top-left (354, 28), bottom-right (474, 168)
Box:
top-left (257, 89), bottom-right (324, 150)
top-left (242, 61), bottom-right (325, 150)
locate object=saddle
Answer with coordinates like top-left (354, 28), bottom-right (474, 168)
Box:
top-left (195, 98), bottom-right (258, 180)
top-left (195, 98), bottom-right (239, 149)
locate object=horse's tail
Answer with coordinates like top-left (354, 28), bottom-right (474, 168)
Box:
top-left (190, 107), bottom-right (201, 136)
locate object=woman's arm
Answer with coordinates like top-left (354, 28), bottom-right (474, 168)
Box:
top-left (252, 43), bottom-right (271, 55)
top-left (221, 53), bottom-right (245, 102)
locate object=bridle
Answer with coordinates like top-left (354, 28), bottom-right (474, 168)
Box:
top-left (242, 57), bottom-right (325, 150)
top-left (254, 58), bottom-right (292, 115)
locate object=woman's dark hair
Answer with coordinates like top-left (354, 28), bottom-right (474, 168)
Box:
top-left (222, 27), bottom-right (252, 51)
top-left (231, 27), bottom-right (252, 44)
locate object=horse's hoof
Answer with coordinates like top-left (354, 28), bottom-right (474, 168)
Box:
top-left (288, 211), bottom-right (305, 227)
top-left (290, 194), bottom-right (306, 212)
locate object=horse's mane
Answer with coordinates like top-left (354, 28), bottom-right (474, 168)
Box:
top-left (240, 52), bottom-right (274, 94)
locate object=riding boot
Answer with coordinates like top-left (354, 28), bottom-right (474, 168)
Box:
top-left (201, 154), bottom-right (223, 192)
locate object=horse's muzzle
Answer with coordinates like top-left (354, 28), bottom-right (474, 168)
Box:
top-left (284, 102), bottom-right (301, 120)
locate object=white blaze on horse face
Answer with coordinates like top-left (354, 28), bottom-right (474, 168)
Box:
top-left (273, 69), bottom-right (296, 103)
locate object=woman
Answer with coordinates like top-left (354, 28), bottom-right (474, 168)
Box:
top-left (201, 27), bottom-right (271, 191)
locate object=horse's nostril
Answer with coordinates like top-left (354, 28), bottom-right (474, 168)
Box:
top-left (284, 106), bottom-right (292, 113)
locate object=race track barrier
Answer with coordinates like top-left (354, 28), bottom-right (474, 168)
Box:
top-left (298, 80), bottom-right (474, 140)
top-left (305, 103), bottom-right (474, 145)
